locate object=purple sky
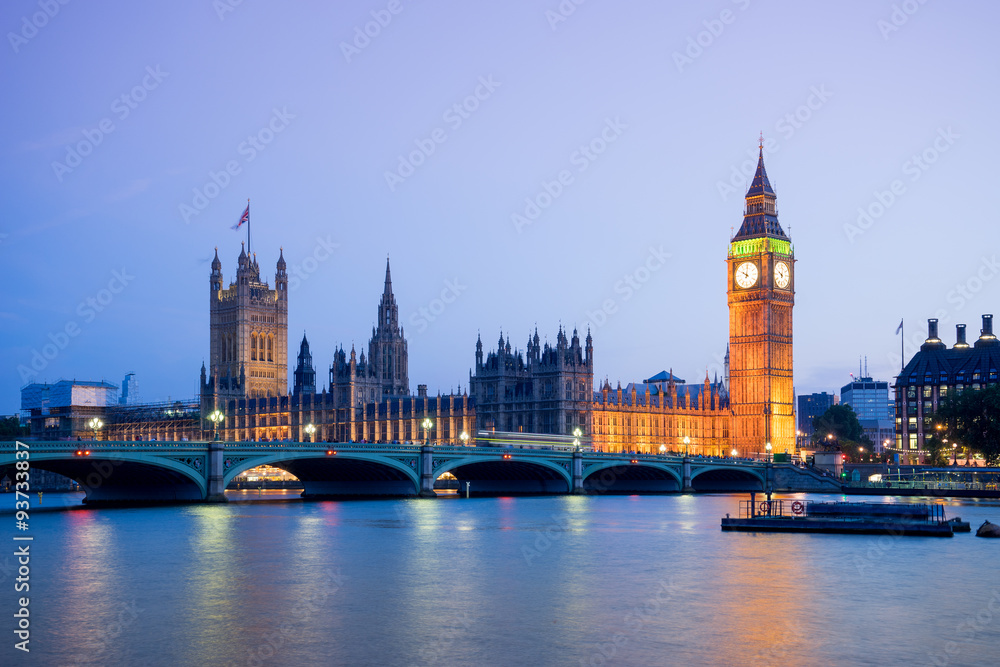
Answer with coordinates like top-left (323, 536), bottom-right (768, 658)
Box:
top-left (3, 1), bottom-right (998, 414)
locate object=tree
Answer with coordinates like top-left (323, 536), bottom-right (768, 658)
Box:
top-left (935, 384), bottom-right (1000, 466)
top-left (0, 417), bottom-right (29, 439)
top-left (812, 404), bottom-right (873, 462)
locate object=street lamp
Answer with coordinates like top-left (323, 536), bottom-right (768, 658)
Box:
top-left (952, 443), bottom-right (958, 464)
top-left (304, 423), bottom-right (316, 443)
top-left (659, 444), bottom-right (666, 455)
top-left (765, 442), bottom-right (772, 462)
top-left (683, 436), bottom-right (690, 457)
top-left (87, 417), bottom-right (103, 441)
top-left (422, 418), bottom-right (433, 445)
top-left (730, 448), bottom-right (738, 458)
top-left (460, 431), bottom-right (469, 446)
top-left (207, 410), bottom-right (224, 441)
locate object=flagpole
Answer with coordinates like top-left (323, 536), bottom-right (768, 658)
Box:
top-left (900, 320), bottom-right (904, 372)
top-left (247, 198), bottom-right (251, 255)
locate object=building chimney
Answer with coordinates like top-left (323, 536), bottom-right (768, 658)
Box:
top-left (955, 324), bottom-right (969, 348)
top-left (921, 318), bottom-right (946, 351)
top-left (417, 384), bottom-right (427, 398)
top-left (982, 314), bottom-right (994, 337)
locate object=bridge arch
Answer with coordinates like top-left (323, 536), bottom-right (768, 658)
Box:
top-left (690, 465), bottom-right (765, 492)
top-left (582, 461), bottom-right (683, 493)
top-left (436, 455), bottom-right (572, 496)
top-left (0, 451), bottom-right (207, 503)
top-left (222, 451), bottom-right (420, 497)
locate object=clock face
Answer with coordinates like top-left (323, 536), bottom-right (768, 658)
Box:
top-left (735, 262), bottom-right (758, 289)
top-left (774, 261), bottom-right (790, 289)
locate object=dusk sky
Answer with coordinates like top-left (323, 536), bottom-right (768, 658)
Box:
top-left (3, 1), bottom-right (998, 414)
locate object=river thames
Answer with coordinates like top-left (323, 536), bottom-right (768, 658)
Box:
top-left (5, 492), bottom-right (999, 666)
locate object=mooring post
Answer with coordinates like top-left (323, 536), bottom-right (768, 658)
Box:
top-left (418, 445), bottom-right (437, 498)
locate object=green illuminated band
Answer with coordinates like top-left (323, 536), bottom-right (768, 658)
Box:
top-left (729, 237), bottom-right (793, 258)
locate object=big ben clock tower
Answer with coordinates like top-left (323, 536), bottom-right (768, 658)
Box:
top-left (727, 139), bottom-right (795, 456)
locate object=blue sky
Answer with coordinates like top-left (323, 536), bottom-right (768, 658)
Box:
top-left (3, 1), bottom-right (998, 413)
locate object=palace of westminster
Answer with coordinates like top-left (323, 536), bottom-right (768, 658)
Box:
top-left (25, 147), bottom-right (799, 456)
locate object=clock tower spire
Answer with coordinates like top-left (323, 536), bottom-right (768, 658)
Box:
top-left (727, 139), bottom-right (795, 456)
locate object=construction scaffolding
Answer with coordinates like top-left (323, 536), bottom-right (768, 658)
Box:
top-left (103, 399), bottom-right (202, 441)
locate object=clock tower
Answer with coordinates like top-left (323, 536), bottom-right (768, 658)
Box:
top-left (727, 141), bottom-right (795, 456)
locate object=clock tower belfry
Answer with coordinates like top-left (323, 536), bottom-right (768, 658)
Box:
top-left (727, 140), bottom-right (795, 456)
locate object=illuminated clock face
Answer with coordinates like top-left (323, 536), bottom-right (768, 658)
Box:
top-left (774, 261), bottom-right (790, 289)
top-left (735, 261), bottom-right (758, 289)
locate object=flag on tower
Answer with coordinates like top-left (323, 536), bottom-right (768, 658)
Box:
top-left (895, 319), bottom-right (903, 335)
top-left (232, 204), bottom-right (249, 230)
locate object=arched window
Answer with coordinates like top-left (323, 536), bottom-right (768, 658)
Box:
top-left (251, 334), bottom-right (257, 361)
top-left (267, 335), bottom-right (273, 362)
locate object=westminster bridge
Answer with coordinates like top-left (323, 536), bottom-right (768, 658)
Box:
top-left (0, 440), bottom-right (841, 503)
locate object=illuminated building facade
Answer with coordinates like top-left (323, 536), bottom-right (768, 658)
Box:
top-left (727, 143), bottom-right (795, 455)
top-left (203, 244), bottom-right (289, 401)
top-left (894, 316), bottom-right (1000, 462)
top-left (590, 373), bottom-right (730, 454)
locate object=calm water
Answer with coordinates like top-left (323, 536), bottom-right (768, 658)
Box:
top-left (4, 491), bottom-right (1000, 666)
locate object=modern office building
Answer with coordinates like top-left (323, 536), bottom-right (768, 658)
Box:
top-left (841, 376), bottom-right (892, 452)
top-left (797, 392), bottom-right (837, 437)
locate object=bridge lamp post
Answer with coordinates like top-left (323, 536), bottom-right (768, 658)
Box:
top-left (730, 448), bottom-right (737, 458)
top-left (952, 443), bottom-right (958, 464)
top-left (208, 410), bottom-right (224, 441)
top-left (460, 431), bottom-right (469, 447)
top-left (683, 436), bottom-right (690, 457)
top-left (422, 418), bottom-right (433, 445)
top-left (573, 427), bottom-right (583, 452)
top-left (765, 442), bottom-right (772, 462)
top-left (87, 417), bottom-right (103, 441)
top-left (659, 444), bottom-right (666, 456)
top-left (304, 423), bottom-right (316, 443)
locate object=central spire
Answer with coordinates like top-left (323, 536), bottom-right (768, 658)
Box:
top-left (732, 137), bottom-right (787, 241)
top-left (384, 255), bottom-right (392, 296)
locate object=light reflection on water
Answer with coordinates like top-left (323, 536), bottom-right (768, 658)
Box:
top-left (9, 493), bottom-right (1000, 666)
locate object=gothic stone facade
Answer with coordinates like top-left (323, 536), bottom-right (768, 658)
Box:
top-left (726, 144), bottom-right (795, 455)
top-left (470, 328), bottom-right (593, 437)
top-left (591, 375), bottom-right (730, 455)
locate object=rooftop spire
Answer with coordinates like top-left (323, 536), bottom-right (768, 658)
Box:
top-left (384, 255), bottom-right (392, 296)
top-left (732, 136), bottom-right (787, 241)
